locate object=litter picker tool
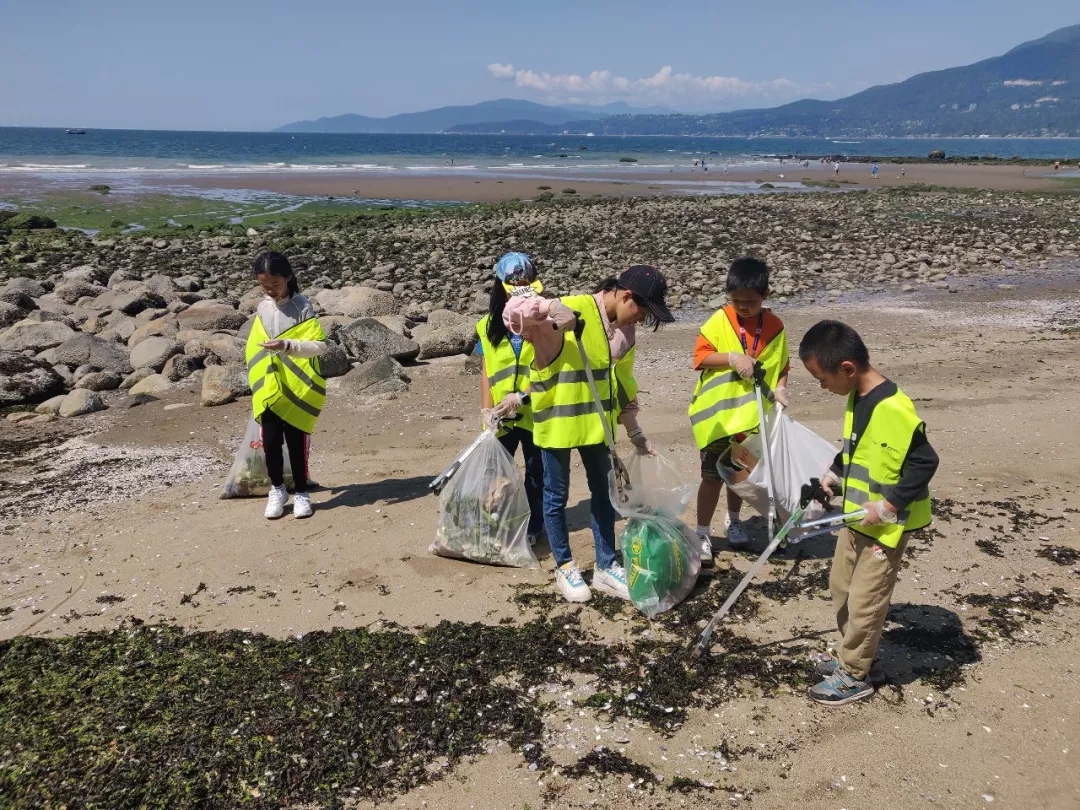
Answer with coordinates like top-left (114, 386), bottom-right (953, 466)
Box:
top-left (691, 477), bottom-right (835, 659)
top-left (569, 312), bottom-right (632, 503)
top-left (751, 361), bottom-right (778, 540)
top-left (429, 415), bottom-right (519, 496)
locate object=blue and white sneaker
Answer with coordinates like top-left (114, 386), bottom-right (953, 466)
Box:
top-left (813, 655), bottom-right (886, 685)
top-left (809, 669), bottom-right (875, 706)
top-left (593, 564), bottom-right (631, 601)
top-left (555, 562), bottom-right (591, 603)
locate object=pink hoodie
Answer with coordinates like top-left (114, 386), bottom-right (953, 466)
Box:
top-left (503, 292), bottom-right (640, 425)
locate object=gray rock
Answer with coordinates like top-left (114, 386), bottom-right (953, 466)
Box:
top-left (58, 388), bottom-right (106, 418)
top-left (86, 287), bottom-right (166, 316)
top-left (122, 393), bottom-right (159, 409)
top-left (0, 320), bottom-right (76, 352)
top-left (0, 289), bottom-right (38, 311)
top-left (204, 334), bottom-right (244, 365)
top-left (174, 275), bottom-right (201, 293)
top-left (372, 314), bottom-right (408, 336)
top-left (338, 356), bottom-right (410, 396)
top-left (128, 373), bottom-right (173, 396)
top-left (129, 336), bottom-right (182, 372)
top-left (0, 351), bottom-right (67, 406)
top-left (237, 314), bottom-right (256, 341)
top-left (0, 301), bottom-right (26, 329)
top-left (62, 265), bottom-right (109, 285)
top-left (201, 363), bottom-right (250, 406)
top-left (162, 353), bottom-right (199, 381)
top-left (3, 277), bottom-right (47, 299)
top-left (52, 364), bottom-right (74, 386)
top-left (177, 304), bottom-right (246, 332)
top-left (35, 394), bottom-right (68, 415)
top-left (315, 286), bottom-right (398, 318)
top-left (73, 364), bottom-right (94, 381)
top-left (338, 318), bottom-right (420, 363)
top-left (426, 308), bottom-right (471, 330)
top-left (127, 316), bottom-right (179, 348)
top-left (416, 323), bottom-right (477, 360)
top-left (75, 370), bottom-right (123, 391)
top-left (53, 280), bottom-right (106, 305)
top-left (46, 332), bottom-right (133, 373)
top-left (120, 367), bottom-right (156, 390)
top-left (142, 275), bottom-right (181, 301)
top-left (318, 343), bottom-right (351, 378)
top-left (238, 285), bottom-right (265, 314)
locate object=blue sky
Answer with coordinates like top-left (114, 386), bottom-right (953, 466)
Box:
top-left (0, 0), bottom-right (1076, 131)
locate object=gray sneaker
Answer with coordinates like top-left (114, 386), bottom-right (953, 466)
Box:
top-left (726, 519), bottom-right (750, 549)
top-left (813, 655), bottom-right (886, 685)
top-left (808, 670), bottom-right (875, 706)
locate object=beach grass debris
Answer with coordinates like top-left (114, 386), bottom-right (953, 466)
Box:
top-left (561, 188), bottom-right (578, 195)
top-left (89, 184), bottom-right (111, 194)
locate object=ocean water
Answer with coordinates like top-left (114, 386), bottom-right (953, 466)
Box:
top-left (1, 128), bottom-right (1078, 177)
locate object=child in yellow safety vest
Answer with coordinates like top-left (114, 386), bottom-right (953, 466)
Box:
top-left (246, 251), bottom-right (328, 520)
top-left (474, 252), bottom-right (545, 545)
top-left (688, 258), bottom-right (789, 568)
top-left (504, 265), bottom-right (675, 603)
top-left (799, 320), bottom-right (938, 706)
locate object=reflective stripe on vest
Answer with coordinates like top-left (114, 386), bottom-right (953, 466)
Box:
top-left (841, 387), bottom-right (933, 547)
top-left (688, 310), bottom-right (787, 449)
top-left (476, 314), bottom-right (535, 433)
top-left (530, 294), bottom-right (620, 449)
top-left (614, 345), bottom-right (638, 411)
top-left (246, 315), bottom-right (327, 434)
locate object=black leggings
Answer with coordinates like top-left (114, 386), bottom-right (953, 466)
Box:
top-left (261, 410), bottom-right (309, 492)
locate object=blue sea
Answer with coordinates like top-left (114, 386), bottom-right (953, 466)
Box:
top-left (1, 128), bottom-right (1078, 176)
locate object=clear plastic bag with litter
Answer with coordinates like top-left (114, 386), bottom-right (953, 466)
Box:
top-left (430, 430), bottom-right (539, 568)
top-left (221, 416), bottom-right (295, 499)
top-left (613, 451), bottom-right (701, 618)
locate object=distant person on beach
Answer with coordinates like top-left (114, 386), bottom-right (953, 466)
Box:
top-left (247, 251), bottom-right (328, 520)
top-left (834, 162), bottom-right (841, 177)
top-left (703, 158), bottom-right (708, 174)
top-left (871, 163), bottom-right (879, 178)
top-left (475, 252), bottom-right (545, 547)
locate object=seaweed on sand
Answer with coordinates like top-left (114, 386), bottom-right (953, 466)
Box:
top-left (962, 588), bottom-right (1069, 640)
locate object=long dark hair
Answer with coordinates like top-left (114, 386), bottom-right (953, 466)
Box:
top-left (486, 282), bottom-right (510, 345)
top-left (253, 250), bottom-right (299, 296)
top-left (593, 276), bottom-right (662, 332)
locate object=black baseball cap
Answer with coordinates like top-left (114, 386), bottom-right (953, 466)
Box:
top-left (617, 265), bottom-right (675, 324)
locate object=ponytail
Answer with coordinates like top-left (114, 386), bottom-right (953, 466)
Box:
top-left (486, 283), bottom-right (510, 345)
top-left (287, 275), bottom-right (300, 295)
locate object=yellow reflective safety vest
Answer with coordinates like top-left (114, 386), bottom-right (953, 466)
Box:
top-left (246, 316), bottom-right (327, 434)
top-left (476, 314), bottom-right (535, 434)
top-left (530, 294), bottom-right (635, 450)
top-left (688, 309), bottom-right (787, 449)
top-left (841, 386), bottom-right (933, 547)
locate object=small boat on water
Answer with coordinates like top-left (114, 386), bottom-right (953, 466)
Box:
top-left (65, 128), bottom-right (86, 135)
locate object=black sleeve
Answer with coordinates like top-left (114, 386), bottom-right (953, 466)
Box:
top-left (830, 450), bottom-right (843, 477)
top-left (889, 426), bottom-right (939, 510)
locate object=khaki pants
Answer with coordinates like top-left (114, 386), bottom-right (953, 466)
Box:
top-left (829, 528), bottom-right (907, 680)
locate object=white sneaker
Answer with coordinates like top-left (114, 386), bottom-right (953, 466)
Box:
top-left (555, 562), bottom-right (591, 603)
top-left (265, 485), bottom-right (287, 519)
top-left (593, 564), bottom-right (631, 601)
top-left (726, 519), bottom-right (750, 549)
top-left (292, 492), bottom-right (313, 519)
top-left (696, 530), bottom-right (714, 568)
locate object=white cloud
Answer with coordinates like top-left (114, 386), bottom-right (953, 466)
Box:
top-left (1003, 79), bottom-right (1043, 87)
top-left (486, 63), bottom-right (831, 107)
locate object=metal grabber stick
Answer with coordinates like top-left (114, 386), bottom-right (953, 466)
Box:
top-left (751, 361), bottom-right (778, 540)
top-left (428, 414), bottom-right (519, 496)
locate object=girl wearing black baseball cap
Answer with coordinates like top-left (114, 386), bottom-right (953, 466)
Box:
top-left (503, 265), bottom-right (674, 603)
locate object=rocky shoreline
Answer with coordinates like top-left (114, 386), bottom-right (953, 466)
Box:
top-left (2, 187), bottom-right (1078, 416)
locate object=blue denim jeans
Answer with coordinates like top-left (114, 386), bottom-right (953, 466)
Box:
top-left (541, 443), bottom-right (618, 570)
top-left (498, 427), bottom-right (545, 536)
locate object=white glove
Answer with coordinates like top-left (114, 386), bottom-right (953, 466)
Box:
top-left (861, 500), bottom-right (899, 527)
top-left (493, 392), bottom-right (523, 419)
top-left (774, 385), bottom-right (789, 408)
top-left (627, 428), bottom-right (656, 456)
top-left (481, 409), bottom-right (499, 432)
top-left (801, 501), bottom-right (826, 523)
top-left (728, 351), bottom-right (755, 379)
top-left (821, 470), bottom-right (842, 499)
top-left (548, 300), bottom-right (578, 332)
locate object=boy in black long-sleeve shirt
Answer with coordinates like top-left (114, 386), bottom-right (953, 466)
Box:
top-left (799, 320), bottom-right (939, 706)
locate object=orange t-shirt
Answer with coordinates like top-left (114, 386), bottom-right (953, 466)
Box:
top-left (693, 306), bottom-right (790, 374)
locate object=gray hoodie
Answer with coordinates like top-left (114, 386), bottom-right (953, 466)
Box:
top-left (255, 294), bottom-right (327, 359)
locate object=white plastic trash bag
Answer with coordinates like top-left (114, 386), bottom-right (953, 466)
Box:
top-left (717, 407), bottom-right (836, 523)
top-left (614, 450), bottom-right (702, 618)
top-left (431, 431), bottom-right (539, 568)
top-left (221, 416), bottom-right (294, 498)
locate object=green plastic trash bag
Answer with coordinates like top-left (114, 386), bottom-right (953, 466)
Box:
top-left (621, 513), bottom-right (701, 618)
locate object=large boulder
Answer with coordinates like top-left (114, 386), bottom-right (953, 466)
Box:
top-left (238, 285), bottom-right (266, 314)
top-left (45, 332), bottom-right (133, 373)
top-left (128, 316), bottom-right (179, 348)
top-left (74, 370), bottom-right (122, 392)
top-left (86, 287), bottom-right (166, 316)
top-left (58, 389), bottom-right (106, 417)
top-left (0, 289), bottom-right (38, 311)
top-left (201, 363), bottom-right (250, 406)
top-left (129, 336), bottom-right (182, 372)
top-left (119, 367), bottom-right (155, 390)
top-left (5, 213), bottom-right (57, 230)
top-left (129, 373), bottom-right (173, 396)
top-left (416, 322), bottom-right (477, 360)
top-left (337, 317), bottom-right (420, 364)
top-left (177, 304), bottom-right (247, 332)
top-left (203, 334), bottom-right (245, 365)
top-left (319, 344), bottom-right (351, 378)
top-left (62, 265), bottom-right (110, 285)
top-left (162, 354), bottom-right (199, 381)
top-left (35, 394), bottom-right (68, 416)
top-left (316, 286), bottom-right (398, 318)
top-left (53, 280), bottom-right (106, 305)
top-left (3, 277), bottom-right (47, 299)
top-left (0, 302), bottom-right (26, 329)
top-left (0, 351), bottom-right (66, 406)
top-left (142, 275), bottom-right (182, 302)
top-left (0, 319), bottom-right (76, 352)
top-left (338, 356), bottom-right (410, 396)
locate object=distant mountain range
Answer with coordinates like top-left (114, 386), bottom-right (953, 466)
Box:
top-left (273, 99), bottom-right (674, 134)
top-left (276, 24), bottom-right (1080, 138)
